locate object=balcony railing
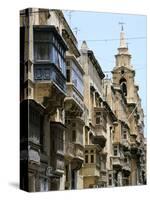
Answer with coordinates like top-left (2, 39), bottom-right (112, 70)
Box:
top-left (122, 163), bottom-right (131, 172)
top-left (121, 139), bottom-right (130, 150)
top-left (34, 63), bottom-right (66, 93)
top-left (92, 130), bottom-right (106, 148)
top-left (56, 158), bottom-right (64, 172)
top-left (65, 83), bottom-right (84, 114)
top-left (65, 143), bottom-right (74, 159)
top-left (28, 148), bottom-right (40, 164)
top-left (74, 143), bottom-right (84, 159)
top-left (100, 170), bottom-right (107, 183)
top-left (111, 156), bottom-right (122, 169)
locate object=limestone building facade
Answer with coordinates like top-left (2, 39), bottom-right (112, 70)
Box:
top-left (20, 8), bottom-right (146, 192)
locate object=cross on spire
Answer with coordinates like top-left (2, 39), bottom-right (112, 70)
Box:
top-left (119, 22), bottom-right (126, 31)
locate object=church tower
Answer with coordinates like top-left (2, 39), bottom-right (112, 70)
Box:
top-left (112, 24), bottom-right (136, 104)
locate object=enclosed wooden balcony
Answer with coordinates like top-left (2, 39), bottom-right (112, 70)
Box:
top-left (50, 121), bottom-right (65, 176)
top-left (92, 127), bottom-right (107, 148)
top-left (34, 63), bottom-right (66, 114)
top-left (71, 143), bottom-right (84, 170)
top-left (65, 83), bottom-right (84, 116)
top-left (99, 170), bottom-right (107, 184)
top-left (111, 156), bottom-right (122, 170)
top-left (65, 142), bottom-right (84, 170)
top-left (122, 163), bottom-right (131, 176)
top-left (130, 134), bottom-right (138, 155)
top-left (55, 155), bottom-right (65, 175)
top-left (82, 145), bottom-right (101, 179)
top-left (121, 139), bottom-right (130, 151)
top-left (65, 143), bottom-right (74, 160)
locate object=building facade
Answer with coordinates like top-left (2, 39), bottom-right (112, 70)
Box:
top-left (20, 8), bottom-right (146, 192)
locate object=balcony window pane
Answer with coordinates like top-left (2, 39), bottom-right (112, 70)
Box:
top-left (72, 62), bottom-right (83, 95)
top-left (96, 117), bottom-right (100, 124)
top-left (85, 155), bottom-right (88, 163)
top-left (91, 155), bottom-right (94, 163)
top-left (113, 145), bottom-right (118, 156)
top-left (34, 43), bottom-right (50, 61)
top-left (72, 130), bottom-right (76, 142)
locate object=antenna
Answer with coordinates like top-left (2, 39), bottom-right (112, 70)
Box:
top-left (68, 11), bottom-right (74, 28)
top-left (119, 22), bottom-right (126, 31)
top-left (73, 27), bottom-right (80, 37)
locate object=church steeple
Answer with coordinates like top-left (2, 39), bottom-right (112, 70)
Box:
top-left (114, 24), bottom-right (132, 69)
top-left (112, 24), bottom-right (136, 104)
top-left (118, 23), bottom-right (129, 54)
top-left (119, 27), bottom-right (127, 48)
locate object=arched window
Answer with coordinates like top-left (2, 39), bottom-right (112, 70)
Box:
top-left (119, 78), bottom-right (127, 96)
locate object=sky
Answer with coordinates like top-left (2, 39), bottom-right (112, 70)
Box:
top-left (63, 10), bottom-right (147, 136)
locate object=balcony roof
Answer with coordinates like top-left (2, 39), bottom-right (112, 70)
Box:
top-left (33, 25), bottom-right (68, 51)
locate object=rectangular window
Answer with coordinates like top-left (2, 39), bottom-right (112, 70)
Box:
top-left (72, 62), bottom-right (83, 95)
top-left (109, 179), bottom-right (112, 185)
top-left (113, 145), bottom-right (118, 156)
top-left (123, 134), bottom-right (127, 139)
top-left (108, 173), bottom-right (113, 186)
top-left (66, 69), bottom-right (70, 82)
top-left (85, 155), bottom-right (88, 163)
top-left (40, 178), bottom-right (48, 192)
top-left (66, 60), bottom-right (70, 66)
top-left (96, 112), bottom-right (102, 125)
top-left (65, 165), bottom-right (69, 182)
top-left (57, 131), bottom-right (64, 152)
top-left (72, 130), bottom-right (76, 142)
top-left (91, 155), bottom-right (94, 163)
top-left (34, 43), bottom-right (50, 61)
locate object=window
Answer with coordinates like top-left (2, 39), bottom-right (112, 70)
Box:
top-left (40, 178), bottom-right (48, 191)
top-left (120, 78), bottom-right (127, 96)
top-left (72, 130), bottom-right (76, 142)
top-left (91, 154), bottom-right (94, 163)
top-left (65, 165), bottom-right (69, 182)
top-left (123, 130), bottom-right (127, 139)
top-left (29, 107), bottom-right (42, 144)
top-left (123, 133), bottom-right (127, 139)
top-left (96, 112), bottom-right (102, 125)
top-left (85, 155), bottom-right (88, 163)
top-left (66, 60), bottom-right (70, 66)
top-left (66, 69), bottom-right (70, 82)
top-left (113, 145), bottom-right (118, 156)
top-left (56, 131), bottom-right (64, 152)
top-left (108, 173), bottom-right (112, 186)
top-left (72, 61), bottom-right (83, 95)
top-left (121, 69), bottom-right (125, 75)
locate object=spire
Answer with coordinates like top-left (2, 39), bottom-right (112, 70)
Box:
top-left (119, 22), bottom-right (127, 48)
top-left (120, 31), bottom-right (127, 48)
top-left (113, 23), bottom-right (132, 69)
top-left (81, 40), bottom-right (88, 50)
top-left (80, 40), bottom-right (89, 53)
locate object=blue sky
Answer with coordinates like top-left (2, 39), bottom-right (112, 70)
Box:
top-left (63, 10), bottom-right (147, 136)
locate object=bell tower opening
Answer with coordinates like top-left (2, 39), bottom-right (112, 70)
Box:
top-left (119, 78), bottom-right (127, 97)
